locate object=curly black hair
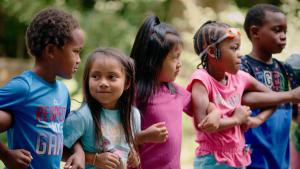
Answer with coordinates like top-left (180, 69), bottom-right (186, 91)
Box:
top-left (244, 4), bottom-right (284, 40)
top-left (26, 8), bottom-right (80, 58)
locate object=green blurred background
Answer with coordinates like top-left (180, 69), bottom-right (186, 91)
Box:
top-left (0, 0), bottom-right (300, 168)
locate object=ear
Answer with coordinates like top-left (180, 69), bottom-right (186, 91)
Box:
top-left (249, 25), bottom-right (260, 39)
top-left (43, 44), bottom-right (56, 59)
top-left (207, 46), bottom-right (217, 59)
top-left (124, 80), bottom-right (131, 90)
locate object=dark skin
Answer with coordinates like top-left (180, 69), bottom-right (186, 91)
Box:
top-left (0, 110), bottom-right (33, 169)
top-left (248, 11), bottom-right (287, 64)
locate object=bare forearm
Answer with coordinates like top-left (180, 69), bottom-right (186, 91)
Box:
top-left (85, 152), bottom-right (94, 165)
top-left (62, 146), bottom-right (72, 162)
top-left (242, 91), bottom-right (293, 108)
top-left (216, 117), bottom-right (239, 131)
top-left (135, 130), bottom-right (148, 145)
top-left (256, 107), bottom-right (275, 122)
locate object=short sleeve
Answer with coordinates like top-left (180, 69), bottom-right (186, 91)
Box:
top-left (174, 83), bottom-right (192, 117)
top-left (63, 110), bottom-right (87, 148)
top-left (131, 107), bottom-right (141, 134)
top-left (0, 77), bottom-right (29, 109)
top-left (237, 70), bottom-right (253, 90)
top-left (186, 69), bottom-right (211, 94)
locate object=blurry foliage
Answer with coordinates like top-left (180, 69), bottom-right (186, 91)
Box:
top-left (0, 0), bottom-right (171, 95)
top-left (0, 1), bottom-right (300, 168)
top-left (0, 0), bottom-right (299, 93)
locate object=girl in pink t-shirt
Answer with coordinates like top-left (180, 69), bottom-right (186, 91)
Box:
top-left (186, 21), bottom-right (300, 169)
top-left (129, 16), bottom-right (220, 169)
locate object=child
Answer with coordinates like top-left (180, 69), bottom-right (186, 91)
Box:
top-left (187, 20), bottom-right (300, 169)
top-left (241, 4), bottom-right (294, 169)
top-left (128, 15), bottom-right (220, 169)
top-left (63, 48), bottom-right (140, 169)
top-left (80, 16), bottom-right (218, 169)
top-left (0, 8), bottom-right (84, 169)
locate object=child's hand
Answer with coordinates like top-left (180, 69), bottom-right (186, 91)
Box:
top-left (64, 150), bottom-right (85, 169)
top-left (198, 109), bottom-right (220, 132)
top-left (142, 122), bottom-right (168, 143)
top-left (127, 149), bottom-right (140, 168)
top-left (233, 106), bottom-right (251, 125)
top-left (241, 116), bottom-right (263, 131)
top-left (2, 149), bottom-right (33, 169)
top-left (94, 152), bottom-right (121, 169)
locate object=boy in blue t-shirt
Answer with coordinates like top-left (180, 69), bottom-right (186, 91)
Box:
top-left (241, 4), bottom-right (296, 169)
top-left (0, 8), bottom-right (84, 169)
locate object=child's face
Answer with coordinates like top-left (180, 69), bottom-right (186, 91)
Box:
top-left (54, 28), bottom-right (84, 79)
top-left (89, 56), bottom-right (127, 109)
top-left (218, 35), bottom-right (241, 74)
top-left (158, 43), bottom-right (182, 83)
top-left (256, 11), bottom-right (287, 54)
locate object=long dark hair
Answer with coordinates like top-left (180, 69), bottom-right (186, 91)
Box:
top-left (82, 48), bottom-right (137, 153)
top-left (130, 16), bottom-right (182, 112)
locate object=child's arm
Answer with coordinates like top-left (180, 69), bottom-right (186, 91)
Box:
top-left (242, 107), bottom-right (275, 130)
top-left (216, 106), bottom-right (251, 131)
top-left (0, 110), bottom-right (12, 132)
top-left (191, 81), bottom-right (220, 131)
top-left (127, 149), bottom-right (140, 168)
top-left (85, 152), bottom-right (121, 169)
top-left (198, 102), bottom-right (220, 132)
top-left (0, 141), bottom-right (33, 169)
top-left (242, 76), bottom-right (300, 108)
top-left (135, 122), bottom-right (168, 144)
top-left (63, 141), bottom-right (85, 169)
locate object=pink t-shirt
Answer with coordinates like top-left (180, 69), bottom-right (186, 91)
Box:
top-left (186, 69), bottom-right (252, 168)
top-left (139, 83), bottom-right (191, 169)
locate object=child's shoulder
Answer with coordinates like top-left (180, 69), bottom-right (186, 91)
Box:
top-left (3, 70), bottom-right (32, 93)
top-left (69, 103), bottom-right (92, 120)
top-left (189, 68), bottom-right (211, 81)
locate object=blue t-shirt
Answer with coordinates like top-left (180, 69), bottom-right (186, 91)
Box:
top-left (241, 55), bottom-right (292, 169)
top-left (0, 70), bottom-right (70, 169)
top-left (63, 104), bottom-right (141, 169)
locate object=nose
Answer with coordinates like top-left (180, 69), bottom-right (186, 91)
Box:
top-left (177, 60), bottom-right (182, 69)
top-left (280, 32), bottom-right (286, 41)
top-left (76, 55), bottom-right (81, 64)
top-left (99, 78), bottom-right (108, 88)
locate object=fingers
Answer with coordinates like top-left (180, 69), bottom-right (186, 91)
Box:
top-left (99, 152), bottom-right (121, 169)
top-left (17, 160), bottom-right (31, 169)
top-left (198, 116), bottom-right (209, 129)
top-left (64, 156), bottom-right (74, 169)
top-left (19, 149), bottom-right (32, 163)
top-left (154, 122), bottom-right (168, 141)
top-left (242, 105), bottom-right (251, 115)
top-left (154, 121), bottom-right (166, 128)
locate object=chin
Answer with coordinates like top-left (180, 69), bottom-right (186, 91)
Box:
top-left (229, 70), bottom-right (239, 75)
top-left (60, 74), bottom-right (73, 80)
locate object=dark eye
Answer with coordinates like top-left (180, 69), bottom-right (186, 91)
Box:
top-left (273, 26), bottom-right (286, 34)
top-left (90, 74), bottom-right (99, 79)
top-left (231, 46), bottom-right (239, 51)
top-left (109, 74), bottom-right (117, 80)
